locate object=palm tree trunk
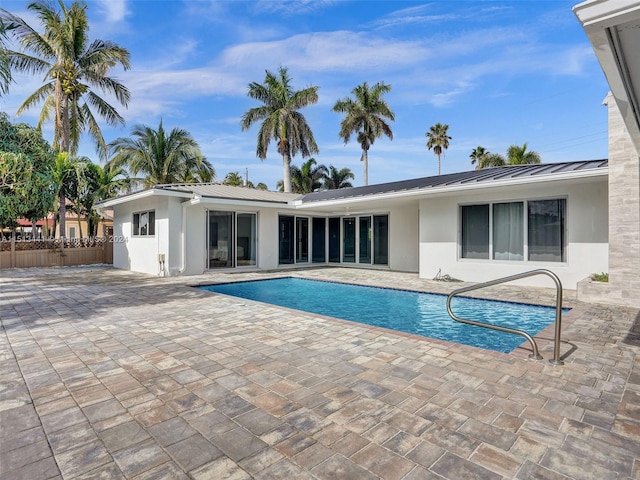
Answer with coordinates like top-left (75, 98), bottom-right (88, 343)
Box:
top-left (438, 153), bottom-right (441, 176)
top-left (283, 153), bottom-right (292, 193)
top-left (77, 215), bottom-right (83, 239)
top-left (362, 149), bottom-right (369, 186)
top-left (59, 189), bottom-right (66, 239)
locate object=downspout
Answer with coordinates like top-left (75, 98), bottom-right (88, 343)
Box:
top-left (180, 200), bottom-right (188, 274)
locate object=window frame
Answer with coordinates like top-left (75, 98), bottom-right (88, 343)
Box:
top-left (459, 197), bottom-right (567, 263)
top-left (132, 210), bottom-right (156, 237)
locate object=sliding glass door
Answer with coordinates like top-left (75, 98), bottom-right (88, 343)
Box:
top-left (208, 211), bottom-right (234, 268)
top-left (208, 211), bottom-right (257, 269)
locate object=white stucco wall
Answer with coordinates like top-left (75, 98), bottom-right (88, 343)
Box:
top-left (389, 203), bottom-right (419, 272)
top-left (113, 197), bottom-right (166, 276)
top-left (418, 178), bottom-right (608, 288)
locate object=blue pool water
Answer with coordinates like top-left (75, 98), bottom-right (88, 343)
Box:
top-left (199, 277), bottom-right (565, 353)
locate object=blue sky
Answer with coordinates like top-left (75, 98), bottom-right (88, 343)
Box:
top-left (1, 0), bottom-right (610, 190)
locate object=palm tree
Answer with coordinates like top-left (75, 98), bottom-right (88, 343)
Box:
top-left (241, 66), bottom-right (319, 193)
top-left (470, 146), bottom-right (489, 170)
top-left (332, 81), bottom-right (394, 186)
top-left (297, 158), bottom-right (327, 193)
top-left (323, 165), bottom-right (354, 190)
top-left (1, 1), bottom-right (131, 159)
top-left (50, 152), bottom-right (89, 238)
top-left (223, 171), bottom-right (244, 186)
top-left (0, 20), bottom-right (11, 95)
top-left (425, 123), bottom-right (451, 175)
top-left (108, 120), bottom-right (212, 188)
top-left (478, 153), bottom-right (506, 169)
top-left (506, 143), bottom-right (541, 165)
top-left (255, 182), bottom-right (268, 191)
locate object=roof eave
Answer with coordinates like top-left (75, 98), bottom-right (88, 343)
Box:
top-left (95, 188), bottom-right (193, 208)
top-left (574, 0), bottom-right (640, 153)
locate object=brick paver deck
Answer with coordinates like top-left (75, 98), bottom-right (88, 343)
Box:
top-left (1, 266), bottom-right (638, 479)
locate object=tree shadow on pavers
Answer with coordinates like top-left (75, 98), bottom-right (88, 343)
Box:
top-left (0, 266), bottom-right (218, 332)
top-left (623, 311), bottom-right (640, 347)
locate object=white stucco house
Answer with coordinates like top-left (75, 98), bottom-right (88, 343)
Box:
top-left (97, 0), bottom-right (640, 307)
top-left (97, 158), bottom-right (609, 290)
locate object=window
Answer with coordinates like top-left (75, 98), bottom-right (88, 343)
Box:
top-left (461, 204), bottom-right (489, 259)
top-left (528, 200), bottom-right (566, 262)
top-left (460, 199), bottom-right (566, 262)
top-left (133, 210), bottom-right (155, 236)
top-left (493, 202), bottom-right (523, 260)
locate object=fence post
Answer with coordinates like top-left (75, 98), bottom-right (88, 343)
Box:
top-left (10, 235), bottom-right (16, 268)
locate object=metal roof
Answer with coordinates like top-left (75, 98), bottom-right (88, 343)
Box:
top-left (156, 183), bottom-right (300, 203)
top-left (298, 159), bottom-right (608, 204)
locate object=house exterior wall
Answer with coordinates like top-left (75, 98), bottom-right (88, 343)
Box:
top-left (418, 179), bottom-right (608, 289)
top-left (389, 203), bottom-right (419, 272)
top-left (578, 94), bottom-right (640, 306)
top-left (113, 196), bottom-right (176, 276)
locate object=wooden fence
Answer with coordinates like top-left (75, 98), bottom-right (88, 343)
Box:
top-left (0, 237), bottom-right (113, 269)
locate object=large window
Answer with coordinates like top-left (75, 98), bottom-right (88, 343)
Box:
top-left (373, 215), bottom-right (388, 265)
top-left (528, 200), bottom-right (566, 262)
top-left (461, 205), bottom-right (489, 259)
top-left (133, 210), bottom-right (155, 236)
top-left (278, 216), bottom-right (295, 264)
top-left (460, 199), bottom-right (566, 262)
top-left (493, 202), bottom-right (523, 260)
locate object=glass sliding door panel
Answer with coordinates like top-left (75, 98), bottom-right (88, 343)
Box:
top-left (296, 217), bottom-right (309, 263)
top-left (237, 213), bottom-right (256, 266)
top-left (312, 217), bottom-right (326, 263)
top-left (278, 215), bottom-right (294, 264)
top-left (359, 216), bottom-right (372, 263)
top-left (343, 217), bottom-right (356, 263)
top-left (208, 211), bottom-right (234, 268)
top-left (328, 217), bottom-right (340, 262)
top-left (373, 215), bottom-right (389, 265)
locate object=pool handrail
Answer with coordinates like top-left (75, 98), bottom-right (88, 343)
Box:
top-left (445, 269), bottom-right (564, 365)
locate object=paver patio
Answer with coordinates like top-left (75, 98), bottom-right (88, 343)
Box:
top-left (0, 266), bottom-right (638, 479)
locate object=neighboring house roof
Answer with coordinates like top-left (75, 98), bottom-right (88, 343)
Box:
top-left (96, 159), bottom-right (608, 209)
top-left (298, 159), bottom-right (608, 204)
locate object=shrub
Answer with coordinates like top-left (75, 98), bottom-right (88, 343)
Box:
top-left (591, 272), bottom-right (609, 282)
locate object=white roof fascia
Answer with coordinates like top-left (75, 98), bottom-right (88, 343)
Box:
top-left (296, 167), bottom-right (608, 209)
top-left (574, 0), bottom-right (640, 152)
top-left (96, 188), bottom-right (193, 208)
top-left (189, 195), bottom-right (297, 210)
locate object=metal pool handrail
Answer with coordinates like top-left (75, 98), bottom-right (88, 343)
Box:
top-left (445, 269), bottom-right (564, 365)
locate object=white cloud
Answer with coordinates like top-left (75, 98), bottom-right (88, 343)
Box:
top-left (94, 0), bottom-right (129, 23)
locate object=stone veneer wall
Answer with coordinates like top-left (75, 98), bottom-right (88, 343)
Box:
top-left (578, 93), bottom-right (640, 307)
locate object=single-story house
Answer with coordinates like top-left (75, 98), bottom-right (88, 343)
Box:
top-left (96, 155), bottom-right (608, 290)
top-left (97, 0), bottom-right (640, 308)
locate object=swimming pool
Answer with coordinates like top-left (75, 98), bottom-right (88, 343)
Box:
top-left (199, 277), bottom-right (565, 353)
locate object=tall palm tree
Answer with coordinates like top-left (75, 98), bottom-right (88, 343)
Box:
top-left (506, 143), bottom-right (541, 165)
top-left (425, 123), bottom-right (451, 175)
top-left (1, 1), bottom-right (131, 159)
top-left (241, 66), bottom-right (319, 193)
top-left (108, 120), bottom-right (213, 188)
top-left (469, 146), bottom-right (488, 170)
top-left (323, 165), bottom-right (354, 190)
top-left (332, 81), bottom-right (394, 186)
